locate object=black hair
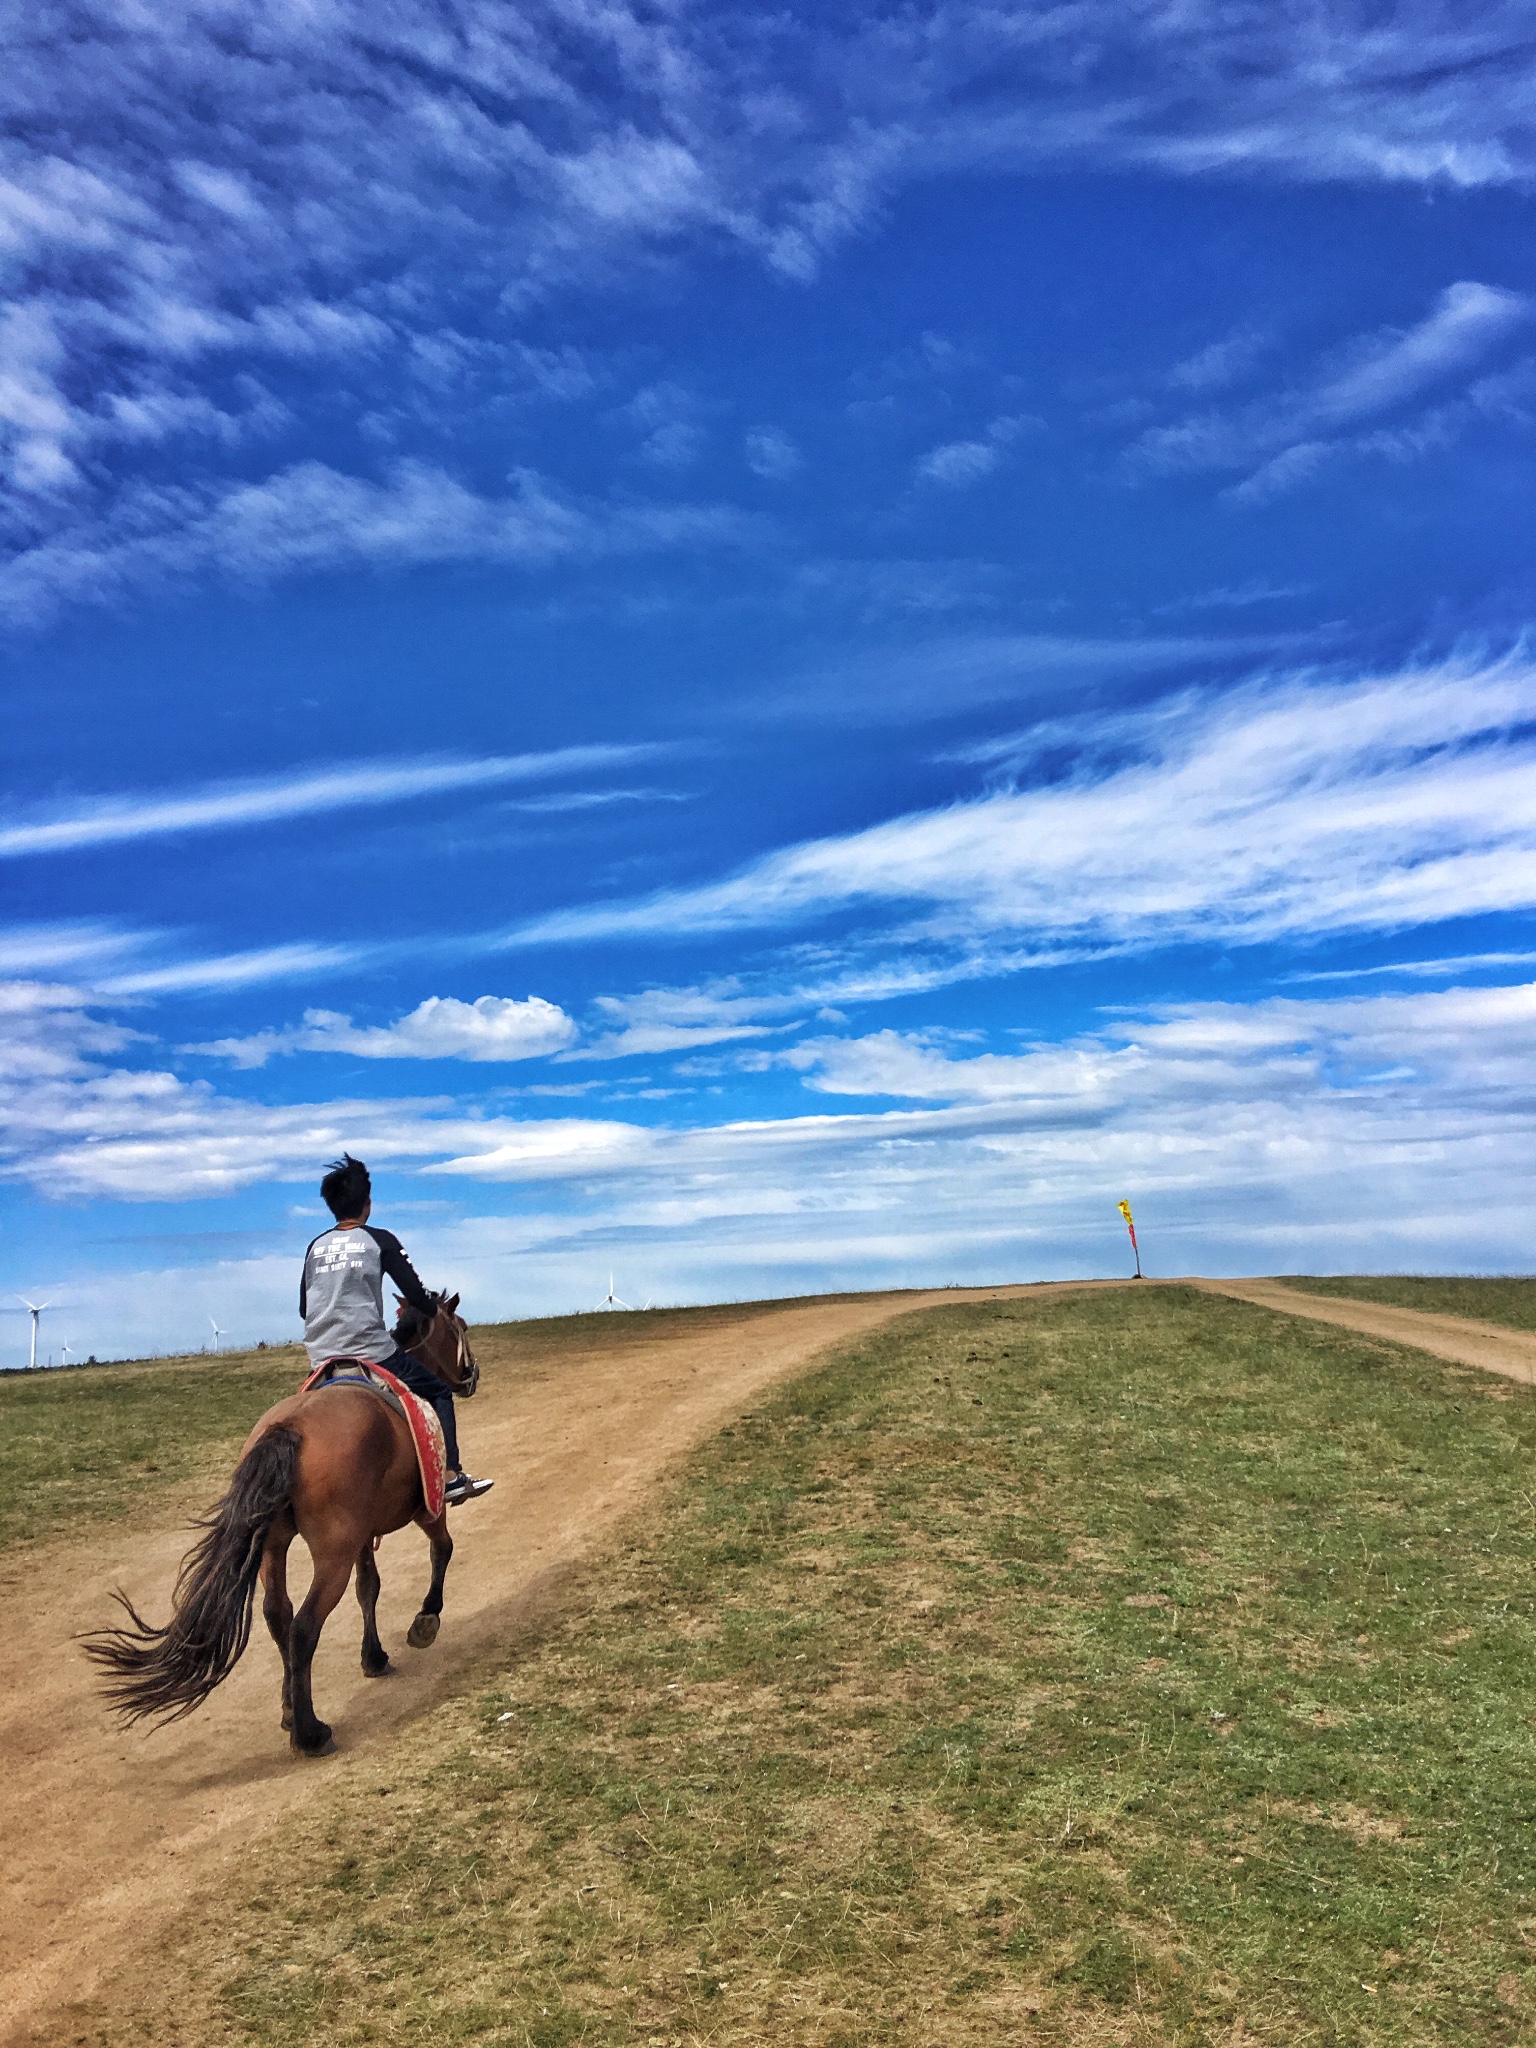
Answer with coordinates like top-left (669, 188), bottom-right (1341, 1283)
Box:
top-left (320, 1153), bottom-right (371, 1220)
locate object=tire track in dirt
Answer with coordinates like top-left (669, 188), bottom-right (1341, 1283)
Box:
top-left (1, 1284), bottom-right (1065, 2044)
top-left (1191, 1277), bottom-right (1536, 1384)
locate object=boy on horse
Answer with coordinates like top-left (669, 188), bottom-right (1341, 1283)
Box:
top-left (300, 1153), bottom-right (492, 1507)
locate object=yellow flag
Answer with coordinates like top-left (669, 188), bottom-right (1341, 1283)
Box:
top-left (1117, 1200), bottom-right (1133, 1226)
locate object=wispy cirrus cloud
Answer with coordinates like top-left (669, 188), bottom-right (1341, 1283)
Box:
top-left (1128, 282), bottom-right (1532, 498)
top-left (6, 4), bottom-right (1536, 617)
top-left (913, 415), bottom-right (1037, 487)
top-left (508, 651), bottom-right (1536, 954)
top-left (0, 460), bottom-right (754, 623)
top-left (0, 744), bottom-right (661, 859)
top-left (762, 627), bottom-right (1305, 724)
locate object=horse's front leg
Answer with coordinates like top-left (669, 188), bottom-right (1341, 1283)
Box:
top-left (355, 1540), bottom-right (392, 1677)
top-left (406, 1510), bottom-right (453, 1650)
top-left (260, 1516), bottom-right (297, 1733)
top-left (286, 1548), bottom-right (353, 1756)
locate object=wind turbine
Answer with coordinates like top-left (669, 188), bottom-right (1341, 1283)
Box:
top-left (593, 1273), bottom-right (632, 1311)
top-left (18, 1298), bottom-right (50, 1372)
top-left (60, 1341), bottom-right (76, 1366)
top-left (209, 1317), bottom-right (226, 1355)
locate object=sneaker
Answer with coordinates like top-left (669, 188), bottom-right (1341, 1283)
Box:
top-left (444, 1472), bottom-right (494, 1505)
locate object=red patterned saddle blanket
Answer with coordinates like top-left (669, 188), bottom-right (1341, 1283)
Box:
top-left (299, 1358), bottom-right (447, 1519)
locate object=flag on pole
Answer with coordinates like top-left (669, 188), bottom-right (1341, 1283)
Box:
top-left (1117, 1199), bottom-right (1142, 1278)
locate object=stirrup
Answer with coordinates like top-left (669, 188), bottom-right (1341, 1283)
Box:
top-left (444, 1472), bottom-right (493, 1505)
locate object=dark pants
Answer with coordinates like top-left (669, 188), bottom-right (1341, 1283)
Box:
top-left (383, 1349), bottom-right (460, 1472)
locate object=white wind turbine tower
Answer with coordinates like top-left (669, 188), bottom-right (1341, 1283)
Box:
top-left (60, 1341), bottom-right (76, 1366)
top-left (593, 1273), bottom-right (632, 1311)
top-left (209, 1317), bottom-right (226, 1355)
top-left (19, 1298), bottom-right (50, 1371)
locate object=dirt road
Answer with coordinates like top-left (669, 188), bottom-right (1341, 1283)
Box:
top-left (1194, 1277), bottom-right (1536, 1384)
top-left (0, 1286), bottom-right (1044, 2045)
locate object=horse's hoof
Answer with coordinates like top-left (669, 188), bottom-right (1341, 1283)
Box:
top-left (295, 1728), bottom-right (336, 1758)
top-left (363, 1656), bottom-right (394, 1678)
top-left (406, 1612), bottom-right (440, 1650)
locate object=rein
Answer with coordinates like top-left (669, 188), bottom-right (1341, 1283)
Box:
top-left (398, 1294), bottom-right (478, 1397)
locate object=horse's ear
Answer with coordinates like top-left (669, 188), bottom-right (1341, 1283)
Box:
top-left (446, 1292), bottom-right (460, 1315)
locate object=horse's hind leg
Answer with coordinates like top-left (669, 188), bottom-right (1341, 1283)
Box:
top-left (406, 1512), bottom-right (453, 1650)
top-left (287, 1548), bottom-right (353, 1757)
top-left (260, 1516), bottom-right (297, 1733)
top-left (355, 1541), bottom-right (392, 1677)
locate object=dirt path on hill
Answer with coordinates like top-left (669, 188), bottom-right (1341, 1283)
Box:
top-left (0, 1284), bottom-right (1061, 2046)
top-left (1192, 1277), bottom-right (1536, 1384)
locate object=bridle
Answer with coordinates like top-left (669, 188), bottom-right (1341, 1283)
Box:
top-left (442, 1308), bottom-right (478, 1397)
top-left (396, 1289), bottom-right (478, 1395)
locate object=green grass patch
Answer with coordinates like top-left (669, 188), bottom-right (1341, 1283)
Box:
top-left (1277, 1275), bottom-right (1536, 1333)
top-left (0, 1345), bottom-right (308, 1553)
top-left (141, 1287), bottom-right (1536, 2046)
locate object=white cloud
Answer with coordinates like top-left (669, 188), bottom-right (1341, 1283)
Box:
top-left (0, 460), bottom-right (752, 622)
top-left (10, 972), bottom-right (1536, 1352)
top-left (507, 651), bottom-right (1536, 955)
top-left (914, 414), bottom-right (1035, 487)
top-left (0, 744), bottom-right (659, 858)
top-left (198, 995), bottom-right (577, 1069)
top-left (1130, 282), bottom-right (1532, 497)
top-left (1167, 330), bottom-right (1268, 392)
top-left (765, 627), bottom-right (1300, 724)
top-left (6, 3), bottom-right (1534, 616)
top-left (744, 428), bottom-right (802, 480)
top-left (563, 982), bottom-right (793, 1061)
top-left (98, 945), bottom-right (366, 997)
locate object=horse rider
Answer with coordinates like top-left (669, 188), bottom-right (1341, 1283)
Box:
top-left (300, 1152), bottom-right (492, 1506)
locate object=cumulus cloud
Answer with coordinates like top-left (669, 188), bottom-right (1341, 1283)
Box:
top-left (507, 650), bottom-right (1536, 954)
top-left (0, 981), bottom-right (530, 1198)
top-left (198, 995), bottom-right (577, 1069)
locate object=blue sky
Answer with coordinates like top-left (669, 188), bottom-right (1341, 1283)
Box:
top-left (5, 2), bottom-right (1536, 1360)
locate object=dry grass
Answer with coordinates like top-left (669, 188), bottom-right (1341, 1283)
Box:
top-left (66, 1287), bottom-right (1536, 2045)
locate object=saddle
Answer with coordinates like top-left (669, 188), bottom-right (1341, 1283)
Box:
top-left (299, 1358), bottom-right (447, 1519)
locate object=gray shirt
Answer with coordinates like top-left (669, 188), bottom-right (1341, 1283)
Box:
top-left (300, 1223), bottom-right (433, 1366)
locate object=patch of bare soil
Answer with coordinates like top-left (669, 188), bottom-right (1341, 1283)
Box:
top-left (0, 1284), bottom-right (1056, 2046)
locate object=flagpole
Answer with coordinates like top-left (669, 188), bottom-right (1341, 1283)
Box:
top-left (1117, 1200), bottom-right (1142, 1279)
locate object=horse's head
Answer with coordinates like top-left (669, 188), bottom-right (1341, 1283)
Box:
top-left (393, 1289), bottom-right (478, 1396)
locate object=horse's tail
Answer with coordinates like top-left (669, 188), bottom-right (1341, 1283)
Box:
top-left (84, 1425), bottom-right (300, 1726)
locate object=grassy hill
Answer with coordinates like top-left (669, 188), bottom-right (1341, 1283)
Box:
top-left (87, 1284), bottom-right (1536, 2047)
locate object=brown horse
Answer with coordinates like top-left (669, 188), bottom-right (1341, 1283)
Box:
top-left (85, 1296), bottom-right (476, 1757)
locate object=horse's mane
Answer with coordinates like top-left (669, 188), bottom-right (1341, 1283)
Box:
top-left (393, 1291), bottom-right (441, 1352)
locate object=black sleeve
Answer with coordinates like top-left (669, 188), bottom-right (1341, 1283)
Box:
top-left (366, 1226), bottom-right (435, 1315)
